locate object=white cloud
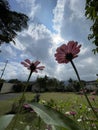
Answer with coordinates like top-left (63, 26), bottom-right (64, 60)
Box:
top-left (15, 23), bottom-right (53, 62)
top-left (80, 47), bottom-right (88, 55)
top-left (52, 34), bottom-right (64, 44)
top-left (0, 0), bottom-right (98, 82)
top-left (53, 0), bottom-right (66, 33)
top-left (69, 0), bottom-right (86, 19)
top-left (15, 0), bottom-right (40, 20)
top-left (0, 44), bottom-right (17, 61)
top-left (53, 0), bottom-right (92, 43)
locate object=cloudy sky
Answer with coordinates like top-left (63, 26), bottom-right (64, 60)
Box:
top-left (0, 0), bottom-right (98, 81)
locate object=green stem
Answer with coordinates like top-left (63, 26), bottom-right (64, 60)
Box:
top-left (10, 70), bottom-right (33, 130)
top-left (21, 70), bottom-right (33, 98)
top-left (38, 116), bottom-right (41, 130)
top-left (17, 70), bottom-right (33, 112)
top-left (70, 60), bottom-right (98, 119)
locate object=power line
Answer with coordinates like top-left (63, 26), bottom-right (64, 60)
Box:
top-left (0, 60), bottom-right (8, 79)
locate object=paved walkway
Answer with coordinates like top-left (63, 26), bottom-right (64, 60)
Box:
top-left (0, 93), bottom-right (21, 100)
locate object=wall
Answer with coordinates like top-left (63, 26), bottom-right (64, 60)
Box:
top-left (0, 83), bottom-right (14, 93)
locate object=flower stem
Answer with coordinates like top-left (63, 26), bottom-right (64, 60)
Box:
top-left (38, 116), bottom-right (41, 130)
top-left (18, 70), bottom-right (33, 111)
top-left (21, 70), bottom-right (33, 98)
top-left (70, 60), bottom-right (98, 119)
top-left (10, 70), bottom-right (33, 130)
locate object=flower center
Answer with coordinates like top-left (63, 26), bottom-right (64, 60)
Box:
top-left (66, 53), bottom-right (73, 61)
top-left (30, 63), bottom-right (36, 71)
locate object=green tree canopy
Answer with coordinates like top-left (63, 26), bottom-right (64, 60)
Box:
top-left (85, 0), bottom-right (98, 54)
top-left (0, 0), bottom-right (29, 44)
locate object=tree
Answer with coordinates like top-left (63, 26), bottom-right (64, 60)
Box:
top-left (85, 0), bottom-right (98, 54)
top-left (72, 80), bottom-right (81, 92)
top-left (36, 76), bottom-right (47, 92)
top-left (68, 78), bottom-right (81, 92)
top-left (8, 79), bottom-right (21, 83)
top-left (58, 81), bottom-right (65, 92)
top-left (68, 78), bottom-right (73, 84)
top-left (0, 0), bottom-right (28, 44)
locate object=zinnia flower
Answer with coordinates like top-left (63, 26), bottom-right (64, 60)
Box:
top-left (90, 96), bottom-right (95, 101)
top-left (70, 111), bottom-right (76, 116)
top-left (21, 59), bottom-right (45, 73)
top-left (23, 104), bottom-right (34, 113)
top-left (90, 91), bottom-right (96, 95)
top-left (55, 41), bottom-right (81, 64)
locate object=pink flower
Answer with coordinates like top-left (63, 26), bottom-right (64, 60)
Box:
top-left (90, 91), bottom-right (96, 95)
top-left (79, 89), bottom-right (87, 95)
top-left (70, 111), bottom-right (76, 116)
top-left (21, 59), bottom-right (45, 73)
top-left (55, 41), bottom-right (81, 64)
top-left (90, 96), bottom-right (95, 101)
top-left (93, 107), bottom-right (98, 112)
top-left (23, 104), bottom-right (30, 108)
top-left (23, 104), bottom-right (34, 113)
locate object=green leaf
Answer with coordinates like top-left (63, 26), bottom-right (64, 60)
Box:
top-left (24, 125), bottom-right (30, 130)
top-left (51, 125), bottom-right (73, 130)
top-left (30, 103), bottom-right (83, 130)
top-left (0, 114), bottom-right (14, 130)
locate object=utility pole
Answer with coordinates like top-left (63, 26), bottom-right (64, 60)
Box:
top-left (0, 60), bottom-right (8, 79)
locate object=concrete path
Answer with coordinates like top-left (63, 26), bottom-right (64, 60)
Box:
top-left (0, 93), bottom-right (21, 100)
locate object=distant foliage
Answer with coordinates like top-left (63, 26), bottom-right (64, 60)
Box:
top-left (85, 0), bottom-right (98, 54)
top-left (12, 83), bottom-right (25, 92)
top-left (8, 79), bottom-right (21, 83)
top-left (12, 83), bottom-right (32, 92)
top-left (36, 76), bottom-right (65, 92)
top-left (0, 0), bottom-right (28, 44)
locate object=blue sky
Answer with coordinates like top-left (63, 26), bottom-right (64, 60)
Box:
top-left (0, 0), bottom-right (98, 81)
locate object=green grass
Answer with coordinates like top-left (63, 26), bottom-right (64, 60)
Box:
top-left (0, 100), bottom-right (13, 115)
top-left (0, 92), bottom-right (98, 129)
top-left (0, 92), bottom-right (98, 114)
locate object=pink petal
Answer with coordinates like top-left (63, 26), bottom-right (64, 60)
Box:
top-left (21, 62), bottom-right (30, 67)
top-left (25, 59), bottom-right (31, 65)
top-left (72, 49), bottom-right (80, 55)
top-left (78, 44), bottom-right (81, 48)
top-left (56, 48), bottom-right (64, 54)
top-left (56, 44), bottom-right (68, 53)
top-left (72, 47), bottom-right (80, 55)
top-left (67, 41), bottom-right (76, 52)
top-left (58, 59), bottom-right (69, 64)
top-left (34, 61), bottom-right (40, 66)
top-left (56, 53), bottom-right (65, 57)
top-left (71, 45), bottom-right (81, 55)
top-left (56, 58), bottom-right (65, 62)
top-left (36, 66), bottom-right (45, 70)
top-left (33, 70), bottom-right (38, 73)
top-left (71, 42), bottom-right (78, 49)
top-left (73, 55), bottom-right (78, 59)
top-left (56, 54), bottom-right (64, 59)
top-left (60, 44), bottom-right (67, 50)
top-left (55, 55), bottom-right (65, 60)
top-left (23, 104), bottom-right (30, 108)
top-left (71, 43), bottom-right (81, 53)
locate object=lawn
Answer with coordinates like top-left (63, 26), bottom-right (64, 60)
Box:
top-left (0, 92), bottom-right (98, 114)
top-left (0, 92), bottom-right (98, 129)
